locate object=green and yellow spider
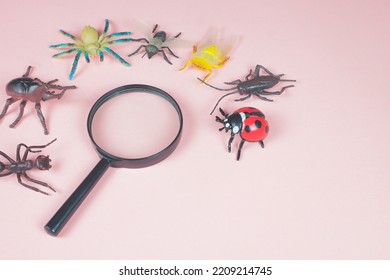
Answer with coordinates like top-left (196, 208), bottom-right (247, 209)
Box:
top-left (50, 19), bottom-right (137, 80)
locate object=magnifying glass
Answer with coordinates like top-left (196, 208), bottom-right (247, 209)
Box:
top-left (44, 84), bottom-right (183, 236)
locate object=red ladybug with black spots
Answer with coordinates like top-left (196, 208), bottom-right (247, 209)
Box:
top-left (215, 107), bottom-right (269, 160)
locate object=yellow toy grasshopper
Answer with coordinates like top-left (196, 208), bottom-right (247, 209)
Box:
top-left (180, 29), bottom-right (239, 81)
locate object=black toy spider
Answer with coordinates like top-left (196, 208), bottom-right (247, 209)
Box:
top-left (0, 139), bottom-right (56, 195)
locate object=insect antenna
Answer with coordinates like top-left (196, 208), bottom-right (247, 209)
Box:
top-left (197, 78), bottom-right (236, 91)
top-left (279, 79), bottom-right (296, 82)
top-left (210, 91), bottom-right (239, 115)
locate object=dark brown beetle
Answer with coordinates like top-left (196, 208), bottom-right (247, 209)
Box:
top-left (0, 66), bottom-right (76, 134)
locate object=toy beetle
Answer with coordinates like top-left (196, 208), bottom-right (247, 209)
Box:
top-left (216, 107), bottom-right (269, 160)
top-left (0, 139), bottom-right (56, 195)
top-left (0, 66), bottom-right (76, 135)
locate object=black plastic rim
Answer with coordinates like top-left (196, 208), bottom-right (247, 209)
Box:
top-left (87, 84), bottom-right (183, 168)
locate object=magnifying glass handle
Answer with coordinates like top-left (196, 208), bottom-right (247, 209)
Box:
top-left (44, 158), bottom-right (111, 236)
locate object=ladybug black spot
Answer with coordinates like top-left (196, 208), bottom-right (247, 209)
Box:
top-left (244, 125), bottom-right (251, 133)
top-left (265, 125), bottom-right (269, 133)
top-left (255, 120), bottom-right (262, 128)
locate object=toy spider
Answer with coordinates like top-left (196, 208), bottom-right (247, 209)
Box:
top-left (50, 19), bottom-right (137, 80)
top-left (0, 139), bottom-right (56, 195)
top-left (0, 66), bottom-right (76, 135)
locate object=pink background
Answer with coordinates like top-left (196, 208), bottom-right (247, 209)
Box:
top-left (0, 0), bottom-right (389, 259)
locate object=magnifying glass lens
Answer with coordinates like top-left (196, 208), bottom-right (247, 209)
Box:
top-left (91, 92), bottom-right (181, 159)
top-left (45, 85), bottom-right (183, 236)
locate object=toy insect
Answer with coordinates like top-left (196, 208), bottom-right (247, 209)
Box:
top-left (0, 66), bottom-right (76, 135)
top-left (0, 139), bottom-right (56, 195)
top-left (216, 107), bottom-right (269, 160)
top-left (50, 19), bottom-right (136, 80)
top-left (128, 23), bottom-right (182, 64)
top-left (180, 29), bottom-right (237, 81)
top-left (200, 65), bottom-right (296, 114)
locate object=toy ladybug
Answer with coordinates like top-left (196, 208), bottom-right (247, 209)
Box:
top-left (215, 107), bottom-right (269, 160)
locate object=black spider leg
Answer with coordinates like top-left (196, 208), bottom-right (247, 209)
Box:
top-left (0, 151), bottom-right (14, 177)
top-left (236, 139), bottom-right (246, 160)
top-left (35, 102), bottom-right (49, 135)
top-left (0, 98), bottom-right (18, 120)
top-left (9, 100), bottom-right (27, 128)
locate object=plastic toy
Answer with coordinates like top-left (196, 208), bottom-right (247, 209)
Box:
top-left (0, 66), bottom-right (76, 135)
top-left (128, 23), bottom-right (182, 64)
top-left (200, 65), bottom-right (296, 114)
top-left (180, 30), bottom-right (237, 81)
top-left (45, 84), bottom-right (184, 236)
top-left (216, 107), bottom-right (269, 160)
top-left (50, 19), bottom-right (135, 80)
top-left (0, 139), bottom-right (56, 195)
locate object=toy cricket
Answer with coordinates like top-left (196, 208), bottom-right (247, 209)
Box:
top-left (200, 65), bottom-right (296, 114)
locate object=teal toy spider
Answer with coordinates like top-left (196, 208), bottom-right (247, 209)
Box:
top-left (50, 19), bottom-right (137, 80)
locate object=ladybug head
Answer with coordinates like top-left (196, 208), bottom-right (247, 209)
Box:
top-left (215, 108), bottom-right (242, 134)
top-left (35, 155), bottom-right (52, 170)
